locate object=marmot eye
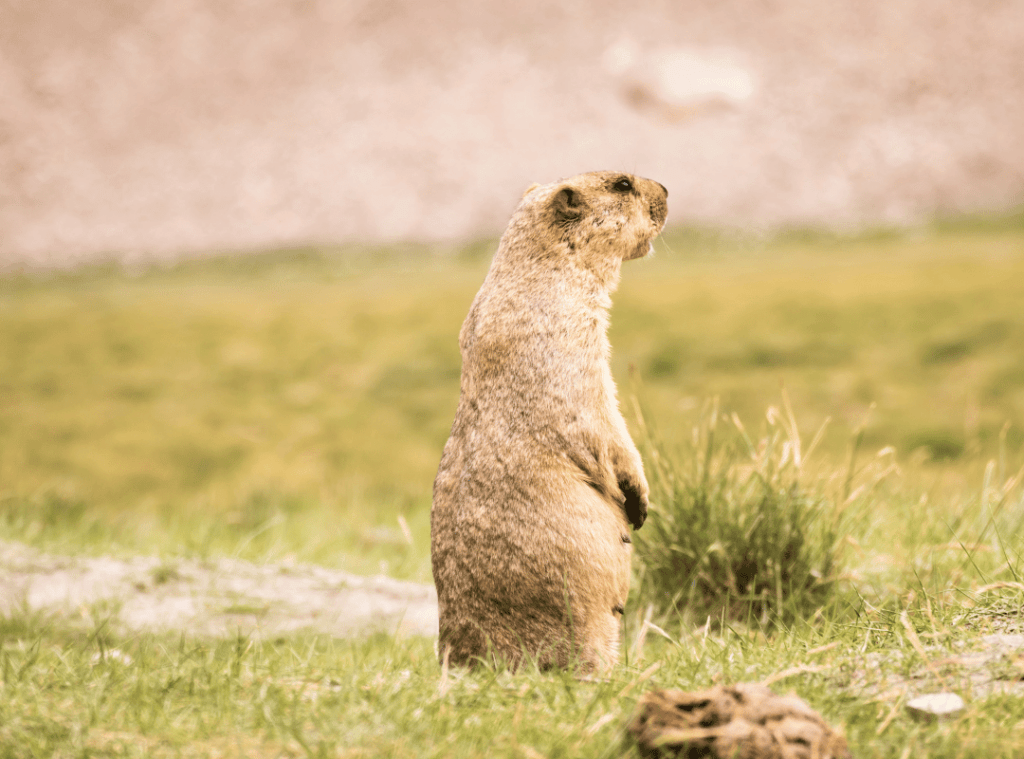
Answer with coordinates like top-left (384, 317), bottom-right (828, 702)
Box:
top-left (613, 178), bottom-right (633, 193)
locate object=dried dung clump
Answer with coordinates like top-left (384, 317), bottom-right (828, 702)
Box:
top-left (629, 683), bottom-right (851, 759)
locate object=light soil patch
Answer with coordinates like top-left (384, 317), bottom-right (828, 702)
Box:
top-left (0, 540), bottom-right (438, 639)
top-left (2, 540), bottom-right (1023, 715)
top-left (839, 632), bottom-right (1024, 703)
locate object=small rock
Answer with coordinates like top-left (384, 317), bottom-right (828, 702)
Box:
top-left (602, 39), bottom-right (756, 122)
top-left (906, 692), bottom-right (964, 721)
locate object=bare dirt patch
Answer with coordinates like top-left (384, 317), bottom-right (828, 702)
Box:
top-left (0, 541), bottom-right (438, 639)
top-left (3, 539), bottom-right (1023, 718)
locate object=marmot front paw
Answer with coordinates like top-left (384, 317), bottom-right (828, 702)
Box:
top-left (618, 476), bottom-right (648, 530)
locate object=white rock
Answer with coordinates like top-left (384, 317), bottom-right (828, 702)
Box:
top-left (652, 49), bottom-right (755, 107)
top-left (602, 39), bottom-right (757, 116)
top-left (906, 692), bottom-right (965, 721)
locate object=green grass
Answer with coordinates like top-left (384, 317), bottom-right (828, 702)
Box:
top-left (2, 217), bottom-right (1024, 756)
top-left (3, 588), bottom-right (1024, 758)
top-left (634, 393), bottom-right (847, 625)
top-left (2, 220), bottom-right (1023, 576)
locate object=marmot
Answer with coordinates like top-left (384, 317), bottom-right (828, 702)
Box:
top-left (431, 171), bottom-right (668, 671)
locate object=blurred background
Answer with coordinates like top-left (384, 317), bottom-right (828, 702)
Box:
top-left (2, 0), bottom-right (1024, 269)
top-left (2, 0), bottom-right (1024, 582)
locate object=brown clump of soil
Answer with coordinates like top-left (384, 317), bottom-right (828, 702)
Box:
top-left (629, 683), bottom-right (851, 759)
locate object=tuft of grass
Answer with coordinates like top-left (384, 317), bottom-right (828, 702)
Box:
top-left (632, 391), bottom-right (864, 626)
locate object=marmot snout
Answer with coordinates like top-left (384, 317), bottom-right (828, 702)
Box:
top-left (431, 171), bottom-right (668, 671)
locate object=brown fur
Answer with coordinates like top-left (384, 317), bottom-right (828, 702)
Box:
top-left (431, 171), bottom-right (668, 671)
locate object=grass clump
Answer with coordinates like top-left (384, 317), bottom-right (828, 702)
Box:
top-left (633, 392), bottom-right (869, 625)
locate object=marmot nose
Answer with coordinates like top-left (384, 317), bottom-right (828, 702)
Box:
top-left (656, 182), bottom-right (668, 198)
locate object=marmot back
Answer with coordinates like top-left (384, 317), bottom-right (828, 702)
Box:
top-left (431, 171), bottom-right (668, 671)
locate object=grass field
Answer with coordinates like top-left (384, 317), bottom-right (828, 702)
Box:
top-left (2, 216), bottom-right (1024, 756)
top-left (3, 594), bottom-right (1024, 759)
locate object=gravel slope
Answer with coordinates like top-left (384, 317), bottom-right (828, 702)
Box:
top-left (2, 0), bottom-right (1023, 269)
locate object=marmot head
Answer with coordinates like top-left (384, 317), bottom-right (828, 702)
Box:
top-left (511, 171), bottom-right (669, 285)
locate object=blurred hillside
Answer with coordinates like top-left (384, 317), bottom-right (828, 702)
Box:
top-left (2, 0), bottom-right (1023, 269)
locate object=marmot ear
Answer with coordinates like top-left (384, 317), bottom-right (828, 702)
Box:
top-left (551, 186), bottom-right (584, 222)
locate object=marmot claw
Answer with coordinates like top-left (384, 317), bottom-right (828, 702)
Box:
top-left (620, 478), bottom-right (648, 530)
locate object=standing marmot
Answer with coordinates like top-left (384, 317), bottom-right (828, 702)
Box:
top-left (431, 171), bottom-right (668, 671)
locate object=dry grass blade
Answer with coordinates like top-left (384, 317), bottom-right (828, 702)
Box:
top-left (618, 662), bottom-right (663, 700)
top-left (875, 689), bottom-right (907, 736)
top-left (760, 664), bottom-right (829, 687)
top-left (437, 644), bottom-right (452, 697)
top-left (900, 611), bottom-right (949, 690)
